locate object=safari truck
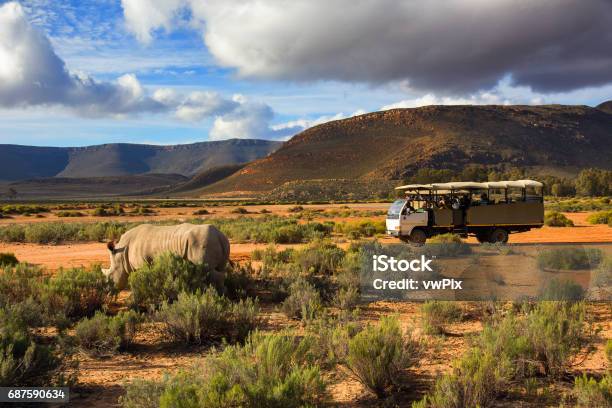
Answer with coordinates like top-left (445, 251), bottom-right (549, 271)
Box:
top-left (386, 180), bottom-right (544, 244)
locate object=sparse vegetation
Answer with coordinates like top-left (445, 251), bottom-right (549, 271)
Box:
top-left (421, 301), bottom-right (462, 335)
top-left (74, 310), bottom-right (141, 356)
top-left (156, 288), bottom-right (259, 344)
top-left (537, 247), bottom-right (603, 270)
top-left (281, 278), bottom-right (322, 320)
top-left (192, 208), bottom-right (210, 215)
top-left (0, 252), bottom-right (18, 267)
top-left (587, 210), bottom-right (612, 225)
top-left (120, 331), bottom-right (325, 408)
top-left (346, 316), bottom-right (421, 398)
top-left (573, 374), bottom-right (612, 407)
top-left (128, 253), bottom-right (212, 310)
top-left (544, 211), bottom-right (574, 227)
top-left (56, 210), bottom-right (86, 217)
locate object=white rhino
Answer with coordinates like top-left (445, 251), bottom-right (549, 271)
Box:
top-left (102, 223), bottom-right (230, 289)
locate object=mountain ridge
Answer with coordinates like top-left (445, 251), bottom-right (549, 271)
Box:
top-left (0, 138), bottom-right (281, 181)
top-left (198, 104), bottom-right (612, 195)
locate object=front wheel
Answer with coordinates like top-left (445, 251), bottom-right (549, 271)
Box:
top-left (408, 228), bottom-right (427, 246)
top-left (489, 228), bottom-right (509, 244)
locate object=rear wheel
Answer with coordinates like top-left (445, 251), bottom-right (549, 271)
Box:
top-left (489, 228), bottom-right (509, 244)
top-left (408, 228), bottom-right (427, 245)
top-left (475, 231), bottom-right (490, 243)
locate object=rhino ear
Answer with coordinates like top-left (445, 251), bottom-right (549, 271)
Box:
top-left (107, 241), bottom-right (116, 253)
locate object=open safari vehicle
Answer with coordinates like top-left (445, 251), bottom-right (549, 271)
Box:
top-left (386, 180), bottom-right (544, 244)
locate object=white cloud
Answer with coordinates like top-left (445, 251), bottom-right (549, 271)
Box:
top-left (121, 0), bottom-right (612, 94)
top-left (0, 2), bottom-right (291, 140)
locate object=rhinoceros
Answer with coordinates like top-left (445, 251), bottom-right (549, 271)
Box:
top-left (102, 223), bottom-right (230, 289)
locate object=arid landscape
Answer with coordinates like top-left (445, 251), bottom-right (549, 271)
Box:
top-left (0, 199), bottom-right (610, 407)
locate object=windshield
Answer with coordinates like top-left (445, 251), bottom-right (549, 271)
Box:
top-left (387, 199), bottom-right (406, 218)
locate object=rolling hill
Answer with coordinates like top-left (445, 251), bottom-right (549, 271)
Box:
top-left (0, 139), bottom-right (281, 181)
top-left (198, 104), bottom-right (612, 196)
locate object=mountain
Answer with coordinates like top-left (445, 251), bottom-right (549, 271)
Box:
top-left (597, 100), bottom-right (612, 114)
top-left (1, 174), bottom-right (188, 199)
top-left (0, 139), bottom-right (281, 181)
top-left (199, 104), bottom-right (612, 195)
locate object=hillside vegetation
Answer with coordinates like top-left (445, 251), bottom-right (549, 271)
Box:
top-left (201, 104), bottom-right (612, 195)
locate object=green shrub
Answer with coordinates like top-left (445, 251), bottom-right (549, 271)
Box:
top-left (231, 207), bottom-right (249, 214)
top-left (418, 346), bottom-right (512, 408)
top-left (421, 301), bottom-right (462, 335)
top-left (538, 278), bottom-right (585, 301)
top-left (93, 205), bottom-right (124, 216)
top-left (44, 266), bottom-right (115, 323)
top-left (121, 331), bottom-right (325, 408)
top-left (0, 252), bottom-right (18, 267)
top-left (128, 253), bottom-right (211, 310)
top-left (288, 205), bottom-right (304, 213)
top-left (0, 204), bottom-right (48, 215)
top-left (156, 289), bottom-right (259, 344)
top-left (334, 220), bottom-right (386, 238)
top-left (544, 211), bottom-right (574, 227)
top-left (347, 316), bottom-right (420, 398)
top-left (537, 247), bottom-right (603, 270)
top-left (573, 374), bottom-right (612, 407)
top-left (192, 209), bottom-right (210, 215)
top-left (606, 339), bottom-right (612, 365)
top-left (292, 241), bottom-right (345, 275)
top-left (74, 311), bottom-right (141, 356)
top-left (0, 263), bottom-right (46, 308)
top-left (56, 211), bottom-right (85, 217)
top-left (417, 301), bottom-right (589, 407)
top-left (424, 234), bottom-right (472, 258)
top-left (0, 310), bottom-right (58, 386)
top-left (281, 278), bottom-right (322, 320)
top-left (0, 221), bottom-right (129, 244)
top-left (587, 210), bottom-right (612, 225)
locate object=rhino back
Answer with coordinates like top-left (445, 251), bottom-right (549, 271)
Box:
top-left (120, 223), bottom-right (228, 270)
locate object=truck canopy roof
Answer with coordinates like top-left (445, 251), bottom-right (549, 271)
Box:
top-left (395, 179), bottom-right (543, 191)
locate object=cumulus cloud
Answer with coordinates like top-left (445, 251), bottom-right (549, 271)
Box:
top-left (122, 0), bottom-right (612, 94)
top-left (0, 2), bottom-right (291, 140)
top-left (0, 2), bottom-right (164, 116)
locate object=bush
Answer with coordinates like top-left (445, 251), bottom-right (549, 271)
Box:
top-left (121, 331), bottom-right (325, 408)
top-left (417, 302), bottom-right (589, 406)
top-left (93, 205), bottom-right (124, 216)
top-left (346, 316), bottom-right (420, 398)
top-left (0, 221), bottom-right (129, 244)
top-left (538, 278), bottom-right (585, 301)
top-left (0, 310), bottom-right (58, 386)
top-left (0, 263), bottom-right (46, 308)
top-left (573, 374), bottom-right (612, 407)
top-left (44, 266), bottom-right (115, 323)
top-left (421, 301), bottom-right (462, 335)
top-left (292, 241), bottom-right (345, 275)
top-left (418, 346), bottom-right (512, 408)
top-left (606, 339), bottom-right (612, 365)
top-left (56, 211), bottom-right (85, 217)
top-left (192, 209), bottom-right (210, 215)
top-left (587, 210), bottom-right (612, 225)
top-left (281, 278), bottom-right (322, 320)
top-left (537, 248), bottom-right (603, 270)
top-left (334, 220), bottom-right (386, 238)
top-left (74, 311), bottom-right (141, 356)
top-left (156, 289), bottom-right (259, 344)
top-left (288, 205), bottom-right (304, 213)
top-left (424, 234), bottom-right (472, 258)
top-left (128, 253), bottom-right (211, 310)
top-left (0, 252), bottom-right (18, 267)
top-left (231, 207), bottom-right (249, 214)
top-left (544, 211), bottom-right (574, 227)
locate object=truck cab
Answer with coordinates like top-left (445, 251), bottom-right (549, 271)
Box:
top-left (386, 199), bottom-right (428, 240)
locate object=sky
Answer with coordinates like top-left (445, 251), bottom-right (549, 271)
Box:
top-left (0, 0), bottom-right (611, 147)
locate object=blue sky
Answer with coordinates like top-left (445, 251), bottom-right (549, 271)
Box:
top-left (0, 0), bottom-right (610, 147)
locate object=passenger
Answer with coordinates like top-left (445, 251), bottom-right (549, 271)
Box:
top-left (480, 193), bottom-right (489, 205)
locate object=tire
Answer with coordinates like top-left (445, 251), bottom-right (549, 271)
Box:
top-left (475, 231), bottom-right (490, 244)
top-left (488, 228), bottom-right (509, 244)
top-left (409, 228), bottom-right (427, 245)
